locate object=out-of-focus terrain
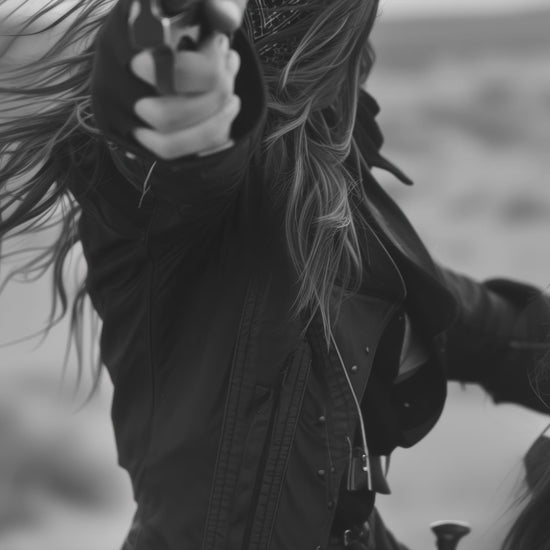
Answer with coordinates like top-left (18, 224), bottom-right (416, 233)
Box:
top-left (370, 10), bottom-right (550, 550)
top-left (0, 8), bottom-right (549, 550)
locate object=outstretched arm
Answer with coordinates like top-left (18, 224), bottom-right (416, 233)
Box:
top-left (440, 268), bottom-right (550, 413)
top-left (88, 0), bottom-right (265, 214)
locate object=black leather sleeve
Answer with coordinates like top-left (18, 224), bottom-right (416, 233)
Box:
top-left (440, 268), bottom-right (550, 413)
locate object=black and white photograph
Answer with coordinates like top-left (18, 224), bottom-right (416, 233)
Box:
top-left (0, 1), bottom-right (549, 549)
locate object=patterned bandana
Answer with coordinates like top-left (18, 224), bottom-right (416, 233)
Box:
top-left (243, 0), bottom-right (311, 68)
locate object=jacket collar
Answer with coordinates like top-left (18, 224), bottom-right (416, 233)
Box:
top-left (351, 90), bottom-right (459, 334)
top-left (361, 179), bottom-right (459, 335)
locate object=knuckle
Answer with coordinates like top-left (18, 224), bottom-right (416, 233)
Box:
top-left (158, 136), bottom-right (181, 160)
top-left (142, 133), bottom-right (173, 160)
top-left (136, 99), bottom-right (171, 132)
top-left (198, 130), bottom-right (224, 152)
top-left (215, 32), bottom-right (230, 53)
top-left (224, 95), bottom-right (241, 121)
top-left (139, 95), bottom-right (240, 160)
top-left (156, 145), bottom-right (177, 161)
top-left (219, 68), bottom-right (236, 97)
top-left (194, 117), bottom-right (227, 151)
top-left (152, 107), bottom-right (174, 132)
top-left (211, 132), bottom-right (231, 149)
top-left (227, 49), bottom-right (241, 76)
top-left (174, 69), bottom-right (216, 95)
top-left (214, 86), bottom-right (230, 110)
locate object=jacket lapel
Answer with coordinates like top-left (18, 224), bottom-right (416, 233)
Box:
top-left (362, 178), bottom-right (459, 335)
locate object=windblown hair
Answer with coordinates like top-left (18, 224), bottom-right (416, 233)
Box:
top-left (0, 0), bottom-right (379, 386)
top-left (246, 0), bottom-right (379, 339)
top-left (501, 430), bottom-right (550, 550)
top-left (0, 0), bottom-right (113, 388)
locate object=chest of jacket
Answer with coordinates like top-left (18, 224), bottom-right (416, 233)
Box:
top-left (188, 202), bottom-right (454, 550)
top-left (81, 154), bottom-right (458, 550)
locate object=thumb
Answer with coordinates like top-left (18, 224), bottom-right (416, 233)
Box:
top-left (204, 0), bottom-right (248, 34)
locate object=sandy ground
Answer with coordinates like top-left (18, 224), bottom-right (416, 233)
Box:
top-left (1, 8), bottom-right (550, 550)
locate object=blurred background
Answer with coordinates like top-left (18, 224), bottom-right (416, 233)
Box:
top-left (0, 1), bottom-right (549, 549)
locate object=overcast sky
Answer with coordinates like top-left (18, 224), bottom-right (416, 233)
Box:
top-left (1, 0), bottom-right (549, 21)
top-left (381, 0), bottom-right (549, 17)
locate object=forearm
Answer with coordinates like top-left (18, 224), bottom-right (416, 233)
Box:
top-left (441, 269), bottom-right (550, 413)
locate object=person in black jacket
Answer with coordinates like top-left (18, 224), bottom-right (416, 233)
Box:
top-left (0, 1), bottom-right (549, 549)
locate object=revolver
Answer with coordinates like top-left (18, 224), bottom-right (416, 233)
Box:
top-left (128, 0), bottom-right (239, 93)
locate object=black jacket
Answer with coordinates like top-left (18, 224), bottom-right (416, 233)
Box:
top-left (62, 7), bottom-right (549, 549)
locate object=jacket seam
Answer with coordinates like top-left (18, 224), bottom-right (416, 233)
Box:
top-left (201, 276), bottom-right (259, 550)
top-left (249, 344), bottom-right (312, 549)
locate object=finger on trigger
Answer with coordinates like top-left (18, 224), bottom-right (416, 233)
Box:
top-left (133, 94), bottom-right (241, 159)
top-left (134, 92), bottom-right (225, 132)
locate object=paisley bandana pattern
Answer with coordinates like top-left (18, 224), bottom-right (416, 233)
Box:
top-left (244, 0), bottom-right (310, 68)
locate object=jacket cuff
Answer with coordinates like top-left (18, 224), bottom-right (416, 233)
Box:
top-left (444, 273), bottom-right (550, 413)
top-left (95, 26), bottom-right (266, 206)
top-left (483, 279), bottom-right (550, 412)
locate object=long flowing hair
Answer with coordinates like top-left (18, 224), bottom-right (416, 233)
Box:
top-left (0, 0), bottom-right (113, 389)
top-left (0, 0), bottom-right (379, 384)
top-left (247, 0), bottom-right (379, 340)
top-left (501, 428), bottom-right (550, 550)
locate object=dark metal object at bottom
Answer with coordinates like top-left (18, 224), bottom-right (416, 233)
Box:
top-left (430, 520), bottom-right (471, 550)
